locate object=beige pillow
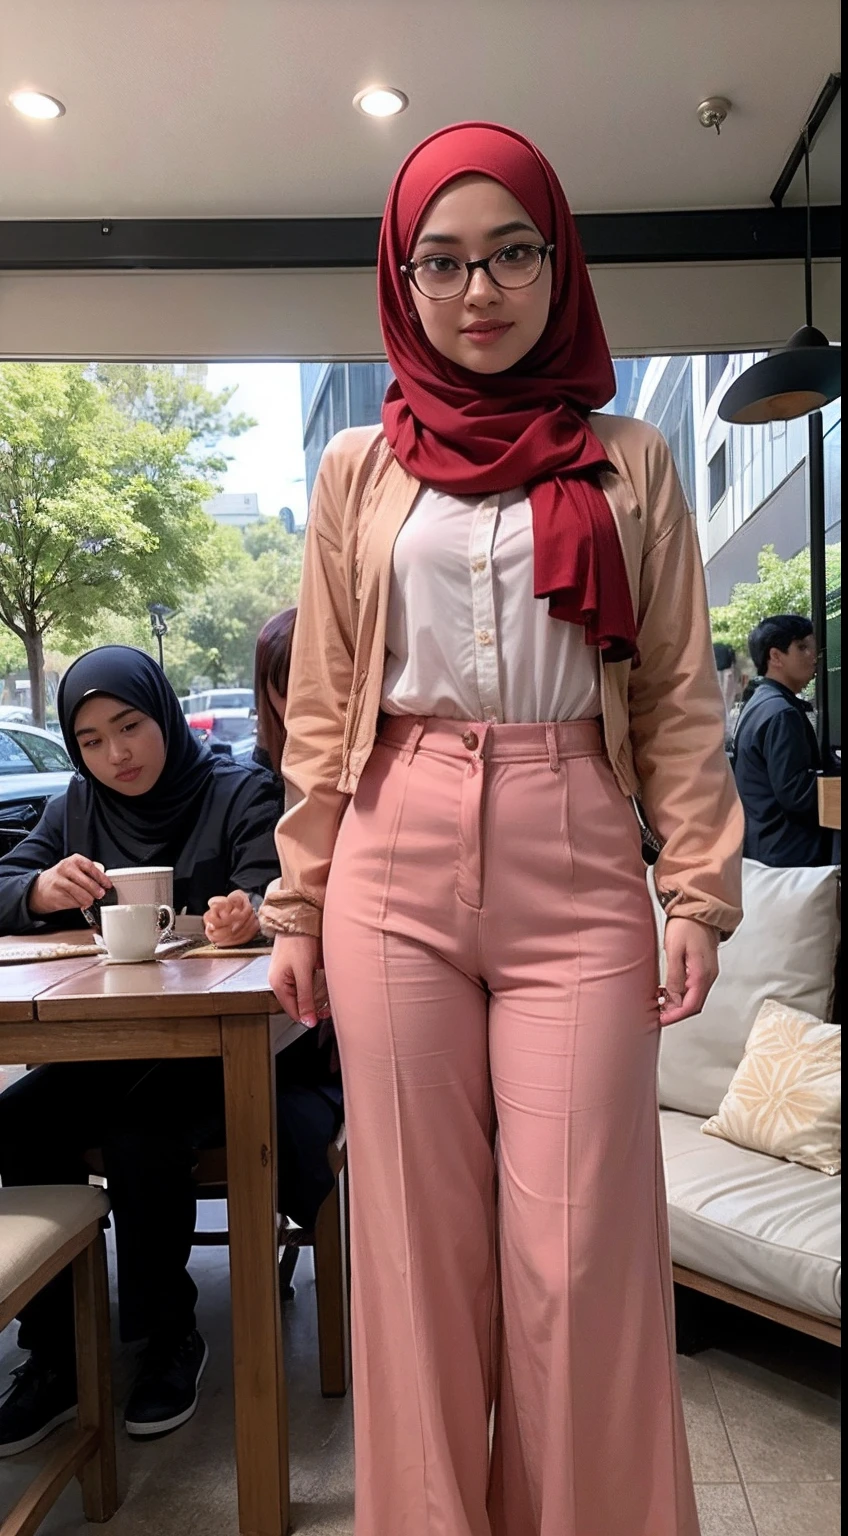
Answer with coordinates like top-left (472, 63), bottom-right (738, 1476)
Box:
top-left (702, 999), bottom-right (841, 1175)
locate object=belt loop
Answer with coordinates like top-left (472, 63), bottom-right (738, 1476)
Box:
top-left (399, 720), bottom-right (426, 764)
top-left (545, 723), bottom-right (560, 773)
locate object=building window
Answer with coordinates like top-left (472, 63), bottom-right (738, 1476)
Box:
top-left (824, 418), bottom-right (841, 533)
top-left (706, 353), bottom-right (730, 399)
top-left (708, 443), bottom-right (727, 513)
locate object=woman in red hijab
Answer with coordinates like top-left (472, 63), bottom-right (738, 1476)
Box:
top-left (266, 122), bottom-right (742, 1536)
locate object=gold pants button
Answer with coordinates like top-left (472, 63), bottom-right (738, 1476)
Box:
top-left (462, 730), bottom-right (479, 751)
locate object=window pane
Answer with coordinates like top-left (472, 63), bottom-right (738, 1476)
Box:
top-left (0, 730), bottom-right (33, 774)
top-left (6, 729), bottom-right (72, 772)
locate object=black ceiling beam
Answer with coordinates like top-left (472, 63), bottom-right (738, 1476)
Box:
top-left (770, 72), bottom-right (841, 208)
top-left (0, 205), bottom-right (840, 271)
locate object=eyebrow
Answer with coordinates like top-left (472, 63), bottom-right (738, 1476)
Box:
top-left (75, 706), bottom-right (138, 737)
top-left (415, 220), bottom-right (540, 247)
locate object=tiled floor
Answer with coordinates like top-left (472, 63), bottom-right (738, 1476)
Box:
top-left (0, 1222), bottom-right (840, 1535)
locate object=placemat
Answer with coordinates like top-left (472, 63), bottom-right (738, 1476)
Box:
top-left (0, 942), bottom-right (102, 964)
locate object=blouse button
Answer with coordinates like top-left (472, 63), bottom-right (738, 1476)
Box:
top-left (475, 629), bottom-right (493, 645)
top-left (462, 731), bottom-right (479, 752)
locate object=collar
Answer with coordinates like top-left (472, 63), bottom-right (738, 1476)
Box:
top-left (761, 678), bottom-right (814, 714)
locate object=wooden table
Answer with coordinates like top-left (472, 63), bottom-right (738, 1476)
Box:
top-left (0, 936), bottom-right (302, 1536)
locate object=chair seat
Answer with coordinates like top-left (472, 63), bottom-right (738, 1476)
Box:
top-left (0, 1186), bottom-right (111, 1304)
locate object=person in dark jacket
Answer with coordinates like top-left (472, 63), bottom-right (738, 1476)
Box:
top-left (0, 646), bottom-right (340, 1457)
top-left (732, 615), bottom-right (832, 867)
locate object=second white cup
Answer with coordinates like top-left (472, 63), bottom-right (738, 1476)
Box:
top-left (99, 903), bottom-right (176, 963)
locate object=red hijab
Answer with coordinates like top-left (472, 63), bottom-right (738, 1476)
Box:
top-left (379, 121), bottom-right (637, 661)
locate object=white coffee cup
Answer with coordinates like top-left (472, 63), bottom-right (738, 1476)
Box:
top-left (104, 866), bottom-right (174, 908)
top-left (99, 903), bottom-right (176, 963)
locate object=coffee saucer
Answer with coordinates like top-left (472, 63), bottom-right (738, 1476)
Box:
top-left (100, 953), bottom-right (164, 966)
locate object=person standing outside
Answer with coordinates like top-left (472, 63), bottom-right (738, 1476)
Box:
top-left (733, 613), bottom-right (832, 867)
top-left (263, 123), bottom-right (743, 1536)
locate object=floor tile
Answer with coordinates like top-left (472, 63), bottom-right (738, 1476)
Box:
top-left (695, 1484), bottom-right (756, 1535)
top-left (746, 1481), bottom-right (841, 1536)
top-left (678, 1354), bottom-right (739, 1484)
top-left (706, 1351), bottom-right (841, 1484)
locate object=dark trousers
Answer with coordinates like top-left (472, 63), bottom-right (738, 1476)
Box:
top-left (0, 1040), bottom-right (342, 1366)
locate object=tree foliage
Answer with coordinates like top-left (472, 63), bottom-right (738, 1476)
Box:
top-left (0, 363), bottom-right (250, 722)
top-left (163, 522), bottom-right (304, 695)
top-left (710, 542), bottom-right (842, 656)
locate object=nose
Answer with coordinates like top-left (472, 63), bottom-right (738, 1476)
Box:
top-left (108, 737), bottom-right (131, 764)
top-left (464, 266), bottom-right (502, 305)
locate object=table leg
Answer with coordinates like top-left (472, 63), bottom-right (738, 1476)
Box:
top-left (222, 1014), bottom-right (289, 1536)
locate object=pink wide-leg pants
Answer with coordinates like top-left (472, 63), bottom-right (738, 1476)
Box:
top-left (323, 717), bottom-right (700, 1536)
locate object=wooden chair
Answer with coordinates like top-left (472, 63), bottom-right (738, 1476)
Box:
top-left (192, 1124), bottom-right (351, 1398)
top-left (0, 1186), bottom-right (119, 1536)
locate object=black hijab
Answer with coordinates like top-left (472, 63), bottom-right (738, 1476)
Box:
top-left (58, 646), bottom-right (220, 866)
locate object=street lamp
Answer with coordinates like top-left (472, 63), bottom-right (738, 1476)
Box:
top-left (147, 603), bottom-right (175, 671)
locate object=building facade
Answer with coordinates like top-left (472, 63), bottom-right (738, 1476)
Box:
top-left (301, 362), bottom-right (394, 502)
top-left (204, 491), bottom-right (261, 530)
top-left (628, 352), bottom-right (841, 745)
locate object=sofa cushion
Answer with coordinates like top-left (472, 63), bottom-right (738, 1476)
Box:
top-left (658, 861), bottom-right (840, 1118)
top-left (661, 1109), bottom-right (841, 1322)
top-left (703, 999), bottom-right (841, 1175)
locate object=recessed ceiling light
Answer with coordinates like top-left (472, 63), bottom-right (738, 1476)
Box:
top-left (9, 90), bottom-right (66, 120)
top-left (353, 86), bottom-right (409, 119)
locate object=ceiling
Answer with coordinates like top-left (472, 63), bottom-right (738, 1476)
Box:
top-left (0, 0), bottom-right (841, 222)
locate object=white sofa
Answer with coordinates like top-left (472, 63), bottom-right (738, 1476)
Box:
top-left (657, 861), bottom-right (841, 1345)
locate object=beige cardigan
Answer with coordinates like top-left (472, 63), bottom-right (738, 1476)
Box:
top-left (260, 413), bottom-right (744, 940)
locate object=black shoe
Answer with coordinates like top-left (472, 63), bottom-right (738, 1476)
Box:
top-left (0, 1356), bottom-right (77, 1457)
top-left (125, 1329), bottom-right (208, 1438)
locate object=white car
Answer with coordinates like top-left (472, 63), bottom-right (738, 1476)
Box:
top-left (0, 723), bottom-right (75, 849)
top-left (180, 688), bottom-right (254, 715)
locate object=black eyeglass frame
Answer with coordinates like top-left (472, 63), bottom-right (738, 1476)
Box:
top-left (400, 242), bottom-right (555, 300)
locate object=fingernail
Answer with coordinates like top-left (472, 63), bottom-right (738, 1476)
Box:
top-left (300, 1016), bottom-right (318, 1029)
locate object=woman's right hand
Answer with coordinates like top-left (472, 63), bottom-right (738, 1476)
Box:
top-left (268, 933), bottom-right (329, 1027)
top-left (28, 857), bottom-right (111, 916)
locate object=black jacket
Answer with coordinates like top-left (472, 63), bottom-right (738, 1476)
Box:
top-left (0, 764), bottom-right (282, 936)
top-left (732, 679), bottom-right (831, 867)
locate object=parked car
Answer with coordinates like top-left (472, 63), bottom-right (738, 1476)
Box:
top-left (180, 688), bottom-right (255, 716)
top-left (0, 705), bottom-right (34, 725)
top-left (0, 723), bottom-right (75, 851)
top-left (186, 706), bottom-right (256, 748)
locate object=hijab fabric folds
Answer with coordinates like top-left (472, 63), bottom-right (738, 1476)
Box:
top-left (379, 121), bottom-right (638, 661)
top-left (57, 646), bottom-right (220, 865)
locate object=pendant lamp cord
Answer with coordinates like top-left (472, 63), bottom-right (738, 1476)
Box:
top-left (804, 128), bottom-right (813, 328)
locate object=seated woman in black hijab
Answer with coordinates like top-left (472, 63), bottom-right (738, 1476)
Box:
top-left (0, 646), bottom-right (341, 1456)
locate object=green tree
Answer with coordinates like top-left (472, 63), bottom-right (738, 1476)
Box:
top-left (0, 363), bottom-right (226, 724)
top-left (93, 364), bottom-right (256, 469)
top-left (710, 543), bottom-right (842, 655)
top-left (164, 524), bottom-right (303, 695)
top-left (0, 628), bottom-right (27, 696)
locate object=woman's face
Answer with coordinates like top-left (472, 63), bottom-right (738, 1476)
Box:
top-left (73, 694), bottom-right (167, 796)
top-left (406, 174), bottom-right (553, 375)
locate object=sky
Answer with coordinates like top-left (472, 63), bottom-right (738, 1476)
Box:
top-left (204, 362), bottom-right (308, 526)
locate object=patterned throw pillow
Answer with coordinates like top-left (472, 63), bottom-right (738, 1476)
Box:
top-left (702, 999), bottom-right (841, 1175)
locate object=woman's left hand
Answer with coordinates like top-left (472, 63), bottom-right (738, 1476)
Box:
top-left (204, 890), bottom-right (260, 948)
top-left (659, 917), bottom-right (720, 1027)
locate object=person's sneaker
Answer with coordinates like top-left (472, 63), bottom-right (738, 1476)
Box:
top-left (0, 1357), bottom-right (77, 1457)
top-left (124, 1329), bottom-right (208, 1438)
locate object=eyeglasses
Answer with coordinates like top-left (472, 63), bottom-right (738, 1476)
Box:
top-left (401, 242), bottom-right (554, 301)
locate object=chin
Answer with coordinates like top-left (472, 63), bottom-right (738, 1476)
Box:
top-left (456, 344), bottom-right (526, 375)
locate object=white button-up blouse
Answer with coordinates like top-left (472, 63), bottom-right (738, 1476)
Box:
top-left (381, 484), bottom-right (601, 724)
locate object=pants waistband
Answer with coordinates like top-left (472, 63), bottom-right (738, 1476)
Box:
top-left (378, 715), bottom-right (603, 768)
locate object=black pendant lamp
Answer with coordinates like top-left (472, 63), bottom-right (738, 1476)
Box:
top-left (719, 132), bottom-right (841, 425)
